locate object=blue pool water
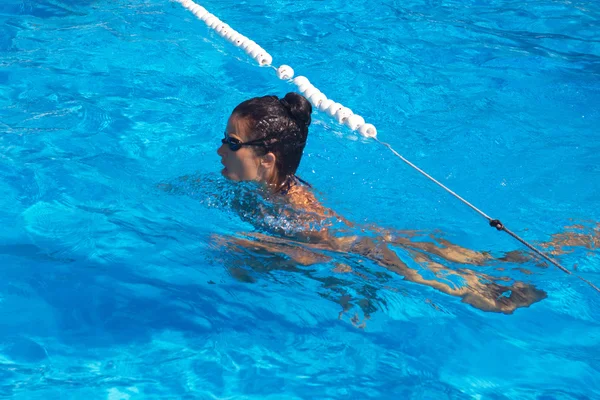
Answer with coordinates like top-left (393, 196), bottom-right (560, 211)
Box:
top-left (1, 0), bottom-right (600, 398)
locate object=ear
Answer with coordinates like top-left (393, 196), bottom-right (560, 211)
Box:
top-left (260, 152), bottom-right (277, 169)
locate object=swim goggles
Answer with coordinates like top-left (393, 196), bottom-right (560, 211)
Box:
top-left (221, 133), bottom-right (271, 152)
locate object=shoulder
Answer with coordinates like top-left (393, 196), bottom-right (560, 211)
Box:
top-left (286, 184), bottom-right (331, 217)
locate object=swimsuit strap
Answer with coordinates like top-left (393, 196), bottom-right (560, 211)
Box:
top-left (294, 175), bottom-right (311, 188)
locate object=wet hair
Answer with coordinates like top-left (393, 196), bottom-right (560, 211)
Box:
top-left (232, 92), bottom-right (312, 187)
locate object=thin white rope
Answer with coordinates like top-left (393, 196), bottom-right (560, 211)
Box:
top-left (375, 138), bottom-right (493, 221)
top-left (376, 137), bottom-right (600, 293)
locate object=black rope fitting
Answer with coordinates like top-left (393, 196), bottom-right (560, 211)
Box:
top-left (489, 219), bottom-right (504, 230)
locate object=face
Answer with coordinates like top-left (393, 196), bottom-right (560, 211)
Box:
top-left (217, 114), bottom-right (274, 182)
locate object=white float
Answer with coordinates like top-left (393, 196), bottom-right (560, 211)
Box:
top-left (277, 65), bottom-right (294, 80)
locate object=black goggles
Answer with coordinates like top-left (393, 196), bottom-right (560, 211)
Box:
top-left (221, 134), bottom-right (271, 152)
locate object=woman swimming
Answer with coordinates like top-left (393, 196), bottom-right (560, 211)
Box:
top-left (214, 92), bottom-right (593, 315)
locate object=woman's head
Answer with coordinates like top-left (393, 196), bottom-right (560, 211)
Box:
top-left (217, 92), bottom-right (312, 188)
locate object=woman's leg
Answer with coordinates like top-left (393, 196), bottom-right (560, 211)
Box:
top-left (347, 236), bottom-right (547, 314)
top-left (538, 223), bottom-right (600, 256)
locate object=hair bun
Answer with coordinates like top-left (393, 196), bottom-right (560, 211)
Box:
top-left (280, 92), bottom-right (312, 130)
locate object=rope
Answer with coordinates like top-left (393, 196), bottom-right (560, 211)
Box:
top-left (375, 138), bottom-right (600, 294)
top-left (375, 138), bottom-right (493, 220)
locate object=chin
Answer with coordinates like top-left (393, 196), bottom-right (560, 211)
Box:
top-left (221, 168), bottom-right (239, 181)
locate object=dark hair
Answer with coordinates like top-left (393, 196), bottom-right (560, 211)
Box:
top-left (232, 92), bottom-right (312, 186)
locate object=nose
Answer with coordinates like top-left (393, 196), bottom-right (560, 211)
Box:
top-left (217, 141), bottom-right (227, 157)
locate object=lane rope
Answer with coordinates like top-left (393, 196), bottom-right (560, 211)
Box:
top-left (173, 0), bottom-right (600, 293)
